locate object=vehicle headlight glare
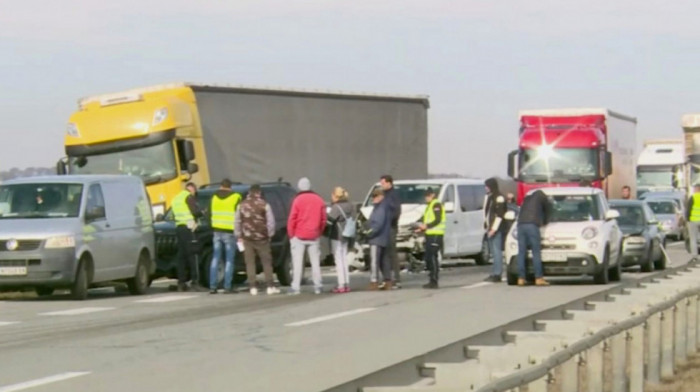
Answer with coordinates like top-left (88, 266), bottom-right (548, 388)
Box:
top-left (45, 235), bottom-right (76, 248)
top-left (152, 107), bottom-right (168, 126)
top-left (582, 227), bottom-right (598, 240)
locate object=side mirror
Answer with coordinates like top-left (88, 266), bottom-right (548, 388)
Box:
top-left (507, 150), bottom-right (519, 179)
top-left (603, 151), bottom-right (613, 177)
top-left (187, 162), bottom-right (199, 174)
top-left (155, 213), bottom-right (165, 222)
top-left (56, 158), bottom-right (68, 175)
top-left (444, 201), bottom-right (455, 213)
top-left (184, 140), bottom-right (196, 162)
top-left (605, 209), bottom-right (620, 220)
top-left (85, 206), bottom-right (106, 222)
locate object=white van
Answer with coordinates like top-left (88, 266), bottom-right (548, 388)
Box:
top-left (359, 179), bottom-right (489, 265)
top-left (0, 175), bottom-right (155, 300)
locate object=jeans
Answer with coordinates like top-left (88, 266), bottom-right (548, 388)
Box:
top-left (517, 223), bottom-right (544, 278)
top-left (488, 230), bottom-right (503, 277)
top-left (369, 245), bottom-right (390, 283)
top-left (424, 235), bottom-right (443, 284)
top-left (291, 238), bottom-right (322, 292)
top-left (210, 231), bottom-right (235, 290)
top-left (331, 239), bottom-right (350, 287)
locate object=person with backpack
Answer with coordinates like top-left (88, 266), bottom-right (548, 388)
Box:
top-left (327, 187), bottom-right (356, 293)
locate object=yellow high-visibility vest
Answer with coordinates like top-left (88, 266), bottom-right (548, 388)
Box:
top-left (172, 190), bottom-right (194, 227)
top-left (423, 199), bottom-right (446, 235)
top-left (211, 193), bottom-right (241, 231)
top-left (691, 193), bottom-right (700, 222)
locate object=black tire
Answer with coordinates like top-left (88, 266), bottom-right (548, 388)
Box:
top-left (127, 252), bottom-right (150, 295)
top-left (474, 237), bottom-right (490, 265)
top-left (35, 287), bottom-right (54, 297)
top-left (71, 259), bottom-right (89, 300)
top-left (608, 257), bottom-right (622, 282)
top-left (593, 249), bottom-right (610, 285)
top-left (506, 273), bottom-right (518, 286)
top-left (276, 249), bottom-right (292, 286)
top-left (198, 248), bottom-right (213, 288)
top-left (640, 243), bottom-right (654, 273)
top-left (654, 245), bottom-right (667, 271)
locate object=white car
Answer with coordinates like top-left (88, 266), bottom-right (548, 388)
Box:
top-left (504, 187), bottom-right (623, 285)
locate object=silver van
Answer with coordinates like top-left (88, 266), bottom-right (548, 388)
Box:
top-left (0, 175), bottom-right (155, 300)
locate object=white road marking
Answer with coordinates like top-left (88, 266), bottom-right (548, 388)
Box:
top-left (134, 295), bottom-right (197, 303)
top-left (39, 307), bottom-right (115, 316)
top-left (285, 308), bottom-right (376, 327)
top-left (462, 282), bottom-right (493, 290)
top-left (0, 322), bottom-right (19, 327)
top-left (0, 372), bottom-right (90, 392)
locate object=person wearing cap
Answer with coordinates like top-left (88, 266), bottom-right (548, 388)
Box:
top-left (287, 177), bottom-right (327, 295)
top-left (171, 182), bottom-right (205, 292)
top-left (379, 175), bottom-right (402, 289)
top-left (364, 188), bottom-right (392, 290)
top-left (209, 179), bottom-right (242, 294)
top-left (415, 188), bottom-right (444, 289)
top-left (687, 183), bottom-right (700, 255)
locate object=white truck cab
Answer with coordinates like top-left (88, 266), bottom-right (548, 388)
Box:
top-left (505, 187), bottom-right (623, 285)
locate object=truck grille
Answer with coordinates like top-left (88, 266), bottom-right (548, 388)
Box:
top-left (156, 236), bottom-right (179, 254)
top-left (0, 240), bottom-right (42, 251)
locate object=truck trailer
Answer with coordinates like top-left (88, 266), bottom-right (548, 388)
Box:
top-left (636, 139), bottom-right (685, 198)
top-left (508, 108), bottom-right (637, 204)
top-left (58, 83), bottom-right (430, 216)
top-left (682, 114), bottom-right (700, 192)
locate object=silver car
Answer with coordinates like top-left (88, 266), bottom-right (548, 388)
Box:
top-left (645, 198), bottom-right (684, 241)
top-left (0, 175), bottom-right (155, 300)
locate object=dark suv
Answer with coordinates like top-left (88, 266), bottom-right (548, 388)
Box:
top-left (153, 182), bottom-right (297, 287)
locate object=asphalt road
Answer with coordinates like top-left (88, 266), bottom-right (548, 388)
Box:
top-left (0, 243), bottom-right (692, 392)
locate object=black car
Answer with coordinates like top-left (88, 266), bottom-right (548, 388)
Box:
top-left (609, 200), bottom-right (665, 272)
top-left (153, 182), bottom-right (297, 287)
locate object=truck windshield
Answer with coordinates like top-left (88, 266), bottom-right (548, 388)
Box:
top-left (637, 165), bottom-right (675, 187)
top-left (0, 183), bottom-right (83, 219)
top-left (363, 183), bottom-right (439, 207)
top-left (520, 148), bottom-right (598, 182)
top-left (547, 195), bottom-right (602, 222)
top-left (69, 141), bottom-right (177, 185)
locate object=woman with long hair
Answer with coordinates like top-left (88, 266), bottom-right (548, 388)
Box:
top-left (328, 187), bottom-right (355, 293)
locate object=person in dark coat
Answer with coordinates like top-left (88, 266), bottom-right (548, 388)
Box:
top-left (516, 190), bottom-right (550, 286)
top-left (380, 175), bottom-right (402, 289)
top-left (364, 188), bottom-right (392, 291)
top-left (483, 178), bottom-right (506, 282)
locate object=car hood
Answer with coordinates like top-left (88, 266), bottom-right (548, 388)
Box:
top-left (0, 218), bottom-right (81, 238)
top-left (539, 221), bottom-right (604, 240)
top-left (360, 204), bottom-right (426, 226)
top-left (654, 214), bottom-right (677, 222)
top-left (619, 225), bottom-right (646, 236)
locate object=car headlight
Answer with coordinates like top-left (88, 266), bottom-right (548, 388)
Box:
top-left (152, 107), bottom-right (169, 126)
top-left (45, 235), bottom-right (76, 248)
top-left (66, 122), bottom-right (80, 137)
top-left (582, 227), bottom-right (598, 240)
top-left (588, 241), bottom-right (599, 249)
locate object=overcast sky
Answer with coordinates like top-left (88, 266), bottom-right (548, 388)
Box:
top-left (2, 0), bottom-right (700, 177)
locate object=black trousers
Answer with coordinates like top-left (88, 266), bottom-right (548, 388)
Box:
top-left (424, 235), bottom-right (443, 284)
top-left (388, 227), bottom-right (400, 282)
top-left (176, 225), bottom-right (199, 285)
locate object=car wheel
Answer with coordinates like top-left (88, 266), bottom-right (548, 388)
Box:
top-left (35, 287), bottom-right (54, 297)
top-left (198, 247), bottom-right (213, 288)
top-left (276, 248), bottom-right (292, 287)
top-left (641, 242), bottom-right (654, 273)
top-left (608, 255), bottom-right (622, 282)
top-left (71, 259), bottom-right (89, 301)
top-left (127, 252), bottom-right (150, 295)
top-left (593, 248), bottom-right (610, 285)
top-left (474, 237), bottom-right (490, 265)
top-left (654, 246), bottom-right (667, 271)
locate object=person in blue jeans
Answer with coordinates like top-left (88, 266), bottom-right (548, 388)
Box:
top-left (483, 178), bottom-right (507, 282)
top-left (209, 179), bottom-right (242, 294)
top-left (516, 189), bottom-right (550, 286)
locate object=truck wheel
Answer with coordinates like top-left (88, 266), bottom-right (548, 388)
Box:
top-left (640, 243), bottom-right (654, 273)
top-left (593, 249), bottom-right (609, 285)
top-left (276, 250), bottom-right (292, 287)
top-left (474, 238), bottom-right (490, 266)
top-left (127, 252), bottom-right (150, 295)
top-left (35, 287), bottom-right (54, 297)
top-left (71, 259), bottom-right (89, 300)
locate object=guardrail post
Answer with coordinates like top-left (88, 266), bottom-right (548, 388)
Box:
top-left (646, 313), bottom-right (661, 383)
top-left (688, 295), bottom-right (698, 356)
top-left (558, 357), bottom-right (578, 392)
top-left (586, 342), bottom-right (604, 392)
top-left (629, 325), bottom-right (644, 392)
top-left (661, 309), bottom-right (675, 379)
top-left (675, 301), bottom-right (688, 366)
top-left (611, 332), bottom-right (627, 392)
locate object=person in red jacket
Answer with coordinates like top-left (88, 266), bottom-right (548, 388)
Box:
top-left (287, 177), bottom-right (327, 295)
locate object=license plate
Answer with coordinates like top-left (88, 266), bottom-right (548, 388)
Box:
top-left (0, 267), bottom-right (27, 276)
top-left (542, 252), bottom-right (568, 262)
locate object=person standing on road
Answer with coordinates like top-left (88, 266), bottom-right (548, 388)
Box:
top-left (502, 192), bottom-right (519, 250)
top-left (364, 188), bottom-right (392, 290)
top-left (515, 190), bottom-right (550, 287)
top-left (380, 175), bottom-right (402, 289)
top-left (686, 184), bottom-right (700, 255)
top-left (235, 184), bottom-right (279, 296)
top-left (483, 178), bottom-right (506, 283)
top-left (415, 188), bottom-right (444, 289)
top-left (209, 179), bottom-right (242, 294)
top-left (328, 186), bottom-right (355, 293)
top-left (287, 178), bottom-right (327, 295)
top-left (171, 182), bottom-right (205, 292)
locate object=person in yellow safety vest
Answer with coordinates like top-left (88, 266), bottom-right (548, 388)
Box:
top-left (416, 188), bottom-right (445, 289)
top-left (686, 184), bottom-right (700, 255)
top-left (171, 182), bottom-right (205, 292)
top-left (208, 179), bottom-right (242, 294)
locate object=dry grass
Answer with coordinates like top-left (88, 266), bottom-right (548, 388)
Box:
top-left (647, 354), bottom-right (700, 392)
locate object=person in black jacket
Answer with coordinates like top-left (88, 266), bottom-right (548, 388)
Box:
top-left (483, 178), bottom-right (507, 282)
top-left (516, 190), bottom-right (550, 286)
top-left (380, 175), bottom-right (402, 289)
top-left (175, 182), bottom-right (205, 292)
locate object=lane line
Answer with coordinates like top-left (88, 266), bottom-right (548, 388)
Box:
top-left (285, 308), bottom-right (376, 327)
top-left (0, 322), bottom-right (19, 327)
top-left (39, 307), bottom-right (115, 316)
top-left (462, 282), bottom-right (493, 290)
top-left (0, 372), bottom-right (90, 392)
top-left (134, 295), bottom-right (197, 303)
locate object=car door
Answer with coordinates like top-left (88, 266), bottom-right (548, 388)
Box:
top-left (440, 184), bottom-right (459, 256)
top-left (457, 184), bottom-right (485, 255)
top-left (99, 180), bottom-right (140, 279)
top-left (82, 183), bottom-right (114, 282)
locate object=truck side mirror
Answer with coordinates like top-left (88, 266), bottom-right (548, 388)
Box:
top-left (184, 140), bottom-right (196, 162)
top-left (187, 162), bottom-right (199, 174)
top-left (56, 158), bottom-right (67, 175)
top-left (603, 151), bottom-right (613, 177)
top-left (507, 150), bottom-right (519, 179)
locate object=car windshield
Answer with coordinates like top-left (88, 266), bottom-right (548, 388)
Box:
top-left (363, 183), bottom-right (439, 207)
top-left (646, 201), bottom-right (676, 215)
top-left (547, 194), bottom-right (602, 222)
top-left (637, 165), bottom-right (675, 187)
top-left (69, 141), bottom-right (177, 185)
top-left (520, 148), bottom-right (598, 182)
top-left (611, 205), bottom-right (645, 226)
top-left (0, 183), bottom-right (83, 219)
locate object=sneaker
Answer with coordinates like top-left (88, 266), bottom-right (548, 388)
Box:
top-left (287, 289), bottom-right (301, 296)
top-left (223, 288), bottom-right (238, 294)
top-left (380, 281), bottom-right (393, 291)
top-left (267, 287), bottom-right (280, 295)
top-left (535, 278), bottom-right (550, 287)
top-left (392, 282), bottom-right (402, 290)
top-left (314, 288), bottom-right (322, 295)
top-left (517, 278), bottom-right (526, 287)
top-left (367, 282), bottom-right (379, 291)
top-left (175, 283), bottom-right (188, 292)
top-left (344, 285), bottom-right (351, 293)
top-left (209, 289), bottom-right (218, 295)
top-left (250, 287), bottom-right (258, 296)
top-left (332, 287), bottom-right (344, 294)
top-left (422, 282), bottom-right (439, 289)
